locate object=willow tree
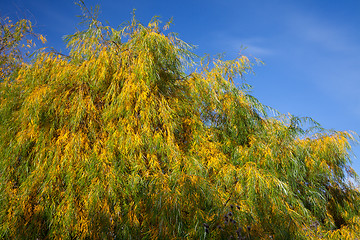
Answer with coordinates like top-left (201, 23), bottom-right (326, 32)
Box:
top-left (0, 16), bottom-right (46, 80)
top-left (0, 9), bottom-right (359, 240)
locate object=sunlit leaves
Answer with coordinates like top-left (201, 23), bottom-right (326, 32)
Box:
top-left (0, 16), bottom-right (46, 80)
top-left (0, 10), bottom-right (359, 240)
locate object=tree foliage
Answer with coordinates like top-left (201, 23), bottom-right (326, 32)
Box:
top-left (0, 16), bottom-right (46, 80)
top-left (0, 6), bottom-right (359, 240)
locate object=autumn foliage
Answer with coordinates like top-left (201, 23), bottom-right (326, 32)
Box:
top-left (0, 7), bottom-right (359, 240)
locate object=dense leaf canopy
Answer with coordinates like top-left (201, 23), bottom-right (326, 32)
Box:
top-left (0, 8), bottom-right (359, 240)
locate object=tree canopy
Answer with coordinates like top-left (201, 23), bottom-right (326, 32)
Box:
top-left (0, 6), bottom-right (359, 240)
top-left (0, 16), bottom-right (46, 80)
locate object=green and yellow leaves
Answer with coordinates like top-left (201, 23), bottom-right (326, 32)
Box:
top-left (0, 17), bottom-right (46, 80)
top-left (0, 12), bottom-right (359, 240)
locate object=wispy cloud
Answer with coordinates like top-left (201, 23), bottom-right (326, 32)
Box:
top-left (266, 8), bottom-right (360, 116)
top-left (227, 37), bottom-right (274, 57)
top-left (242, 44), bottom-right (273, 57)
top-left (287, 12), bottom-right (360, 53)
top-left (209, 33), bottom-right (274, 59)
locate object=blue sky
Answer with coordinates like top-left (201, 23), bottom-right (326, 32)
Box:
top-left (2, 0), bottom-right (360, 176)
